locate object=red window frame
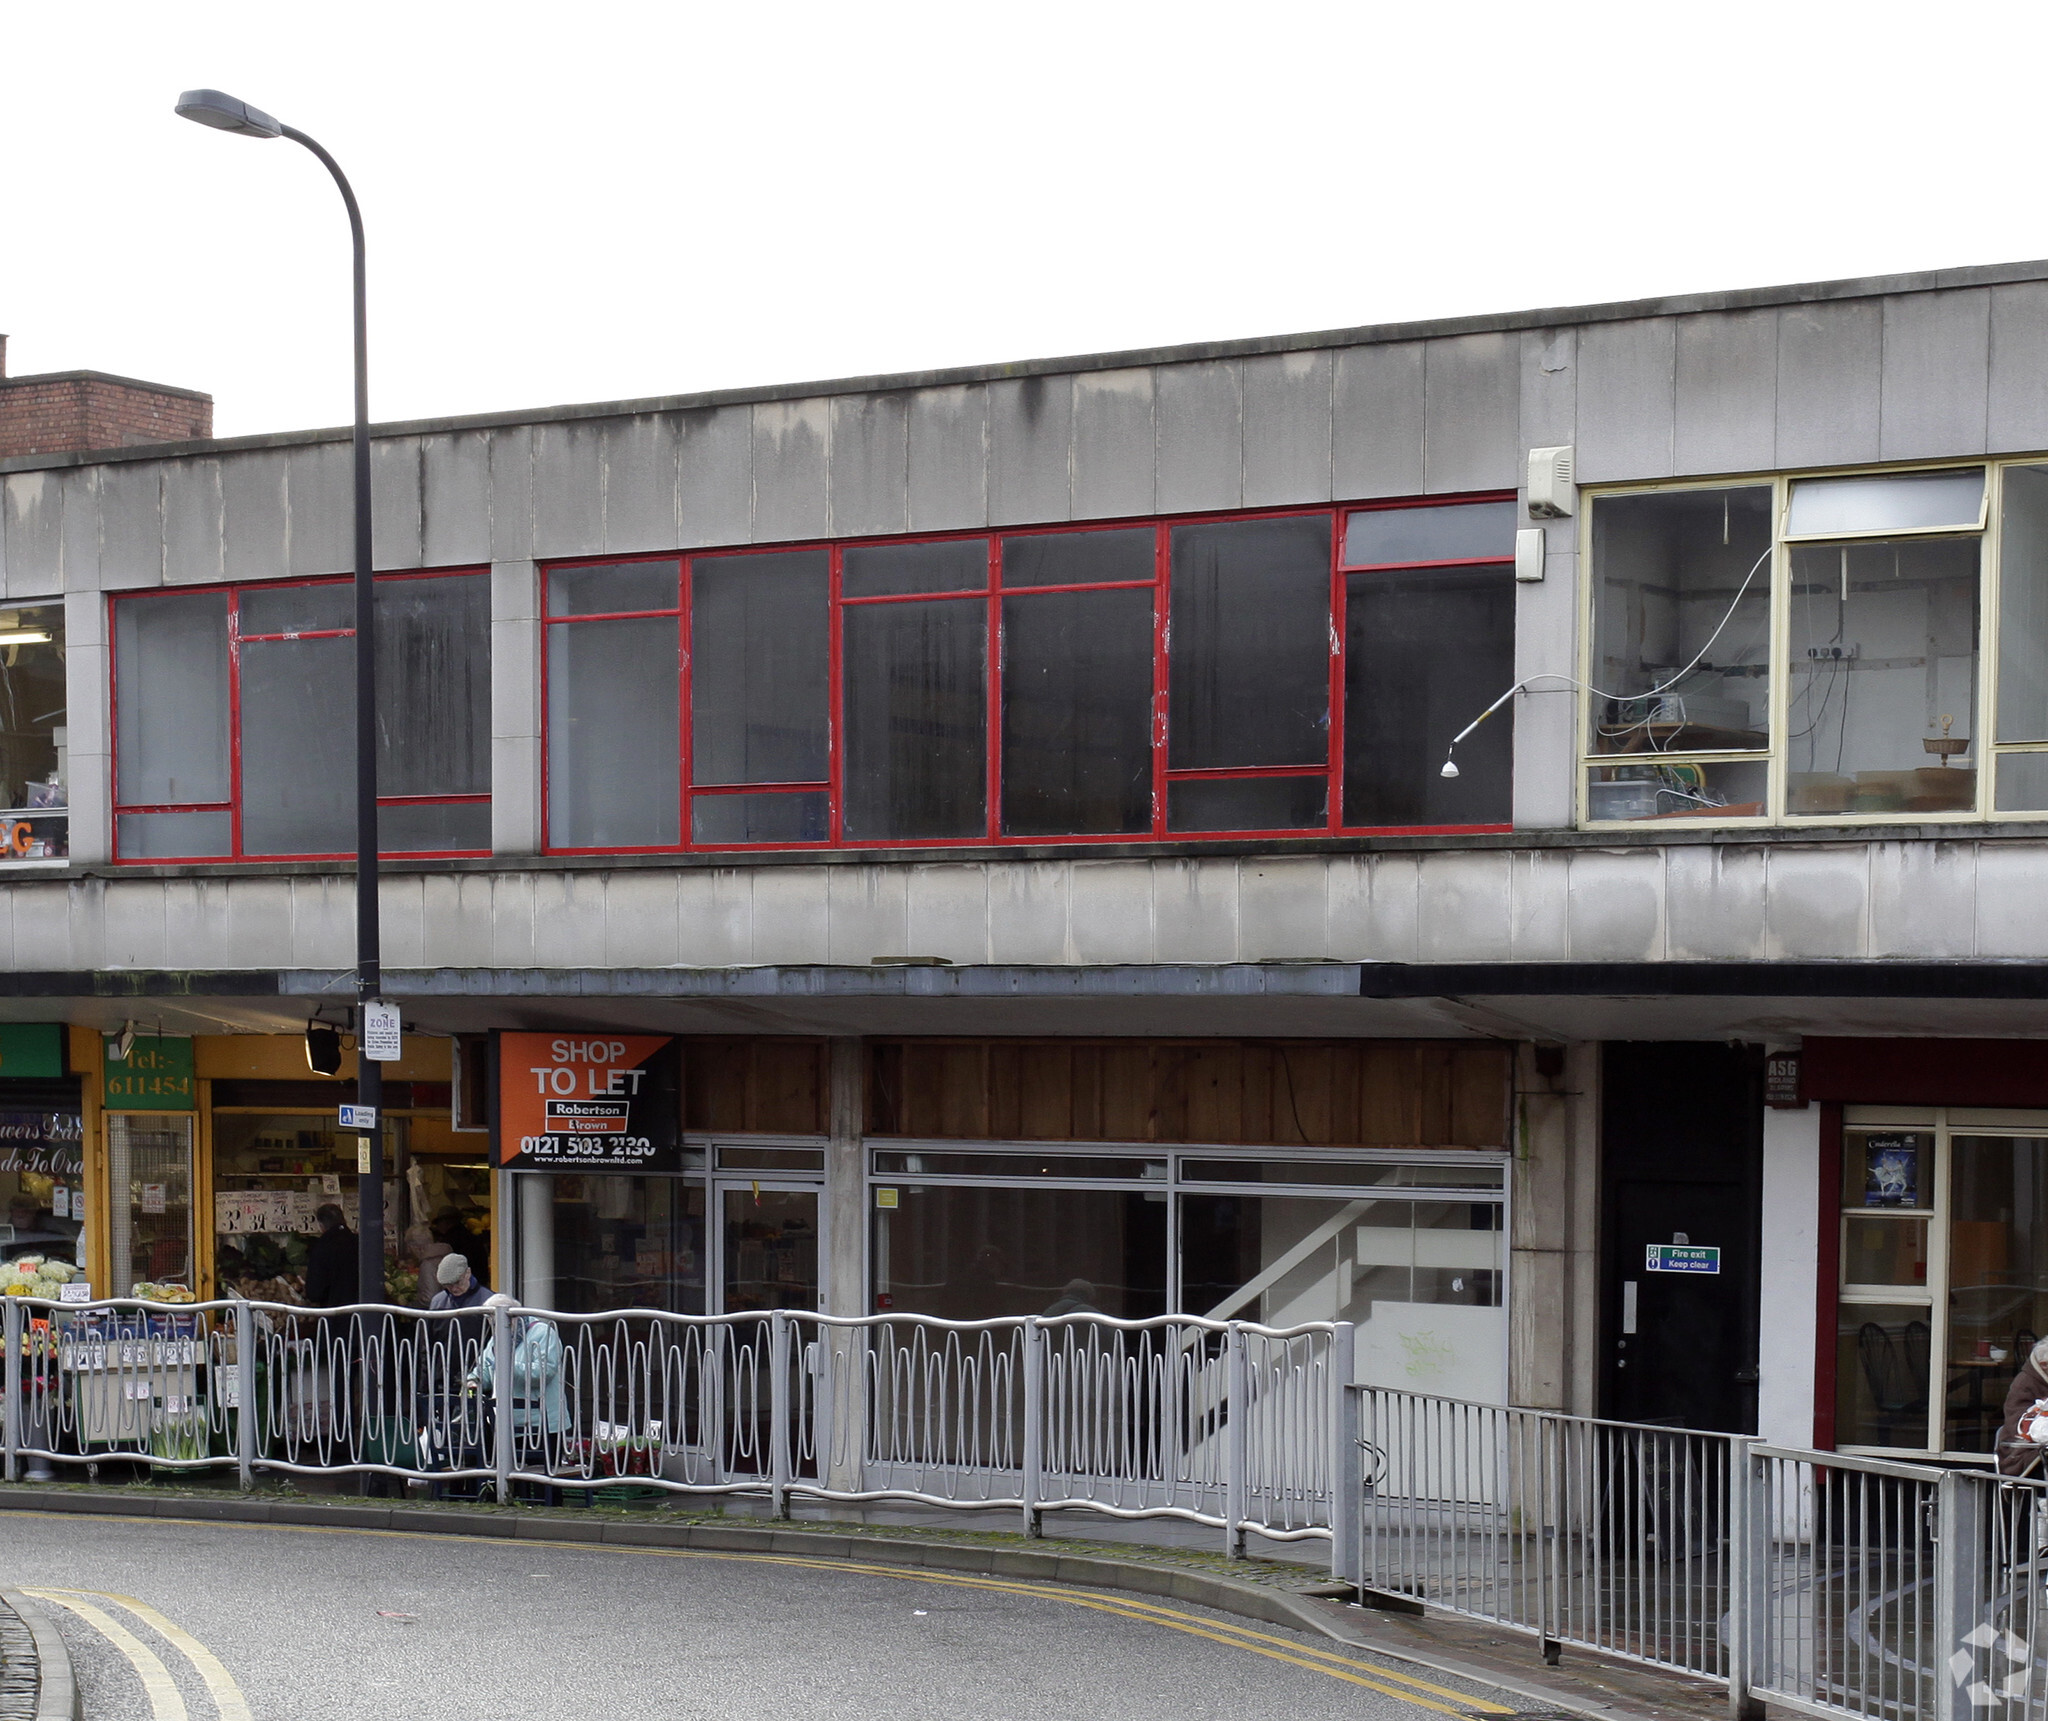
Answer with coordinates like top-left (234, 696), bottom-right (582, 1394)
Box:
top-left (109, 568), bottom-right (492, 864)
top-left (539, 496), bottom-right (1517, 856)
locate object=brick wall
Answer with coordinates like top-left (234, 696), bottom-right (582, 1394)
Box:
top-left (0, 359), bottom-right (212, 459)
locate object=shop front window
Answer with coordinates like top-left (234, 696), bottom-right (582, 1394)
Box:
top-left (211, 1112), bottom-right (402, 1304)
top-left (518, 1172), bottom-right (706, 1316)
top-left (0, 1109), bottom-right (86, 1267)
top-left (107, 1113), bottom-right (194, 1297)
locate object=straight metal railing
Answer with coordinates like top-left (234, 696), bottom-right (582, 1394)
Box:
top-left (0, 1294), bottom-right (1350, 1567)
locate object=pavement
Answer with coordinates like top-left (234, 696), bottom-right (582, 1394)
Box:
top-left (4, 1511), bottom-right (1556, 1721)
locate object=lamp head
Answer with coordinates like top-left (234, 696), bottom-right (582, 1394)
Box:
top-left (174, 89), bottom-right (283, 139)
top-left (1439, 758), bottom-right (1461, 779)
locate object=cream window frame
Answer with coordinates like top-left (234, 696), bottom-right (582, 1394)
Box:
top-left (1575, 457), bottom-right (2048, 828)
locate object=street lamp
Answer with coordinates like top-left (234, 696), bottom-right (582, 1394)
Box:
top-left (176, 90), bottom-right (386, 1304)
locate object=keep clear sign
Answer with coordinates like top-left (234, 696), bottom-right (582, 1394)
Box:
top-left (498, 1033), bottom-right (681, 1172)
top-left (1645, 1244), bottom-right (1722, 1274)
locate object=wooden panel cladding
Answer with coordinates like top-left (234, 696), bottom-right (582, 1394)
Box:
top-left (866, 1040), bottom-right (1511, 1148)
top-left (682, 1039), bottom-right (827, 1135)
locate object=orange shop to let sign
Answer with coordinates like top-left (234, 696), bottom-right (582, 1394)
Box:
top-left (498, 1033), bottom-right (680, 1171)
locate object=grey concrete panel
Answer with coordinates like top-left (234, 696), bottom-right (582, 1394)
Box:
top-left (530, 871), bottom-right (610, 969)
top-left (418, 873), bottom-right (495, 970)
top-left (56, 466), bottom-right (101, 593)
top-left (10, 883), bottom-right (71, 968)
top-left (673, 866), bottom-right (754, 966)
top-left (1154, 362), bottom-right (1242, 515)
top-left (1152, 858), bottom-right (1238, 963)
top-left (1332, 342), bottom-right (1425, 501)
top-left (600, 870), bottom-right (680, 968)
top-left (2, 472), bottom-right (62, 599)
top-left (1672, 310), bottom-right (1778, 476)
top-left (162, 460), bottom-right (224, 585)
top-left (1574, 320), bottom-right (1675, 483)
top-left (226, 876), bottom-right (293, 970)
top-left (1506, 849), bottom-right (1568, 960)
top-left (221, 450), bottom-right (290, 583)
top-left (488, 426), bottom-right (535, 563)
top-left (752, 398), bottom-right (832, 544)
top-left (287, 875), bottom-right (352, 969)
top-left (825, 864), bottom-right (910, 964)
top-left (1512, 517), bottom-right (1580, 830)
top-left (1068, 859), bottom-right (1155, 963)
top-left (66, 746), bottom-right (110, 866)
top-left (906, 384), bottom-right (989, 533)
top-left (828, 393), bottom-right (910, 540)
top-left (1324, 854), bottom-right (1377, 960)
top-left (1662, 842), bottom-right (1768, 959)
top-left (906, 863), bottom-right (991, 965)
top-left (100, 874), bottom-right (167, 969)
top-left (162, 879), bottom-right (231, 971)
top-left (1070, 369), bottom-right (1156, 521)
top-left (1989, 283), bottom-right (2048, 454)
top-left (486, 871), bottom-right (537, 969)
top-left (750, 865), bottom-right (831, 966)
top-left (1562, 848), bottom-right (1663, 960)
top-left (1357, 851), bottom-right (1422, 961)
top-left (97, 462), bottom-right (162, 589)
top-left (1764, 845), bottom-right (1869, 959)
top-left (1777, 302), bottom-right (1883, 470)
top-left (372, 437), bottom-right (425, 571)
top-left (1415, 851), bottom-right (1513, 962)
top-left (420, 433), bottom-right (492, 568)
top-left (491, 567), bottom-right (540, 860)
top-left (1880, 289), bottom-right (1991, 461)
top-left (1422, 332), bottom-right (1520, 494)
top-left (1241, 351), bottom-right (1333, 508)
top-left (287, 441), bottom-right (353, 577)
top-left (677, 407), bottom-right (754, 551)
top-left (1869, 839), bottom-right (1975, 958)
top-left (988, 375), bottom-right (1074, 527)
top-left (984, 861), bottom-right (1069, 964)
top-left (1973, 842), bottom-right (2048, 957)
top-left (1518, 329), bottom-right (1577, 460)
top-left (1238, 857), bottom-right (1328, 960)
top-left (602, 415), bottom-right (682, 555)
top-left (531, 419), bottom-right (607, 560)
top-left (491, 732), bottom-right (540, 857)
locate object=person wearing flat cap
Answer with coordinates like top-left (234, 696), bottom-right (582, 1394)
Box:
top-left (427, 1252), bottom-right (490, 1312)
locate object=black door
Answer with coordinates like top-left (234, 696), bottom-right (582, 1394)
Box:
top-left (1601, 1044), bottom-right (1764, 1433)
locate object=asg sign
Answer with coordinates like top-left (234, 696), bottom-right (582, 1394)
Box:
top-left (498, 1033), bottom-right (680, 1172)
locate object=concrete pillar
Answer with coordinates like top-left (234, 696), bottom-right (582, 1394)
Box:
top-left (490, 559), bottom-right (540, 856)
top-left (517, 1172), bottom-right (555, 1307)
top-left (1757, 1102), bottom-right (1821, 1448)
top-left (1508, 1039), bottom-right (1601, 1414)
top-left (823, 1038), bottom-right (865, 1318)
top-left (63, 589), bottom-right (110, 865)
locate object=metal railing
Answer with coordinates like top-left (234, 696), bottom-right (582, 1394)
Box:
top-left (0, 1295), bottom-right (1352, 1566)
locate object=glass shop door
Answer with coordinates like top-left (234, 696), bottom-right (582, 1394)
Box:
top-left (713, 1179), bottom-right (822, 1315)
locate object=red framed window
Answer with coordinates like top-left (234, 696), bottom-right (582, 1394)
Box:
top-left (541, 496), bottom-right (1519, 854)
top-left (111, 569), bottom-right (491, 862)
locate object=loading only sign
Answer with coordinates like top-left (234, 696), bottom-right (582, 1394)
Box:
top-left (498, 1033), bottom-right (681, 1172)
top-left (1645, 1244), bottom-right (1721, 1274)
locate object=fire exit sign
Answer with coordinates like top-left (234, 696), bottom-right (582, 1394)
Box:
top-left (1646, 1244), bottom-right (1721, 1274)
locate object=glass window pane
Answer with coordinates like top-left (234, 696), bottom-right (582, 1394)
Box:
top-left (1843, 1215), bottom-right (1929, 1287)
top-left (1948, 1136), bottom-right (2048, 1456)
top-left (1787, 537), bottom-right (1980, 813)
top-left (1589, 487), bottom-right (1772, 755)
top-left (0, 1110), bottom-right (84, 1267)
top-left (1587, 759), bottom-right (1767, 821)
top-left (869, 1152), bottom-right (1157, 1178)
top-left (547, 616), bottom-right (681, 847)
top-left (1995, 751), bottom-right (2048, 811)
top-left (241, 636), bottom-right (355, 856)
top-left (108, 1114), bottom-right (196, 1298)
top-left (1845, 1131), bottom-right (1932, 1207)
top-left (1788, 469), bottom-right (1984, 537)
top-left (546, 562), bottom-right (679, 617)
top-left (1001, 527), bottom-right (1154, 588)
top-left (1167, 516), bottom-right (1332, 769)
top-left (842, 598), bottom-right (985, 840)
top-left (1345, 568), bottom-right (1513, 826)
top-left (0, 604), bottom-right (68, 857)
top-left (116, 811), bottom-right (231, 859)
top-left (1000, 587), bottom-right (1153, 836)
top-left (1166, 774), bottom-right (1324, 833)
top-left (1182, 1159), bottom-right (1508, 1190)
top-left (1998, 464), bottom-right (2048, 742)
top-left (533, 1174), bottom-right (706, 1316)
top-left (872, 1183), bottom-right (1166, 1320)
top-left (1835, 1302), bottom-right (1931, 1449)
top-left (1344, 501), bottom-right (1517, 567)
top-left (842, 539), bottom-right (987, 598)
top-left (115, 591), bottom-right (230, 805)
top-left (377, 575), bottom-right (490, 797)
top-left (689, 550), bottom-right (829, 785)
top-left (690, 790), bottom-right (829, 844)
top-left (240, 582), bottom-right (351, 635)
top-left (379, 800), bottom-right (490, 853)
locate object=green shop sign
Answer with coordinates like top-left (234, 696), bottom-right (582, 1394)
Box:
top-left (0, 1024), bottom-right (63, 1079)
top-left (103, 1036), bottom-right (196, 1111)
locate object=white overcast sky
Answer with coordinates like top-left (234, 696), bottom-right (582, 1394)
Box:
top-left (5, 0), bottom-right (2042, 439)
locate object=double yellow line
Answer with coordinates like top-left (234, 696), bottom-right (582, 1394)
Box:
top-left (21, 1587), bottom-right (252, 1721)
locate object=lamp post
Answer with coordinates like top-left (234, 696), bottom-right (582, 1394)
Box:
top-left (175, 90), bottom-right (385, 1303)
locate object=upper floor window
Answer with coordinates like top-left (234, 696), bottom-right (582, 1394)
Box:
top-left (111, 571), bottom-right (490, 862)
top-left (0, 605), bottom-right (69, 866)
top-left (541, 500), bottom-right (1516, 854)
top-left (1582, 463), bottom-right (2048, 824)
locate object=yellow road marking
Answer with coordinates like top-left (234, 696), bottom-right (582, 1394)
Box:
top-left (22, 1589), bottom-right (189, 1721)
top-left (13, 1510), bottom-right (1510, 1716)
top-left (74, 1590), bottom-right (254, 1721)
